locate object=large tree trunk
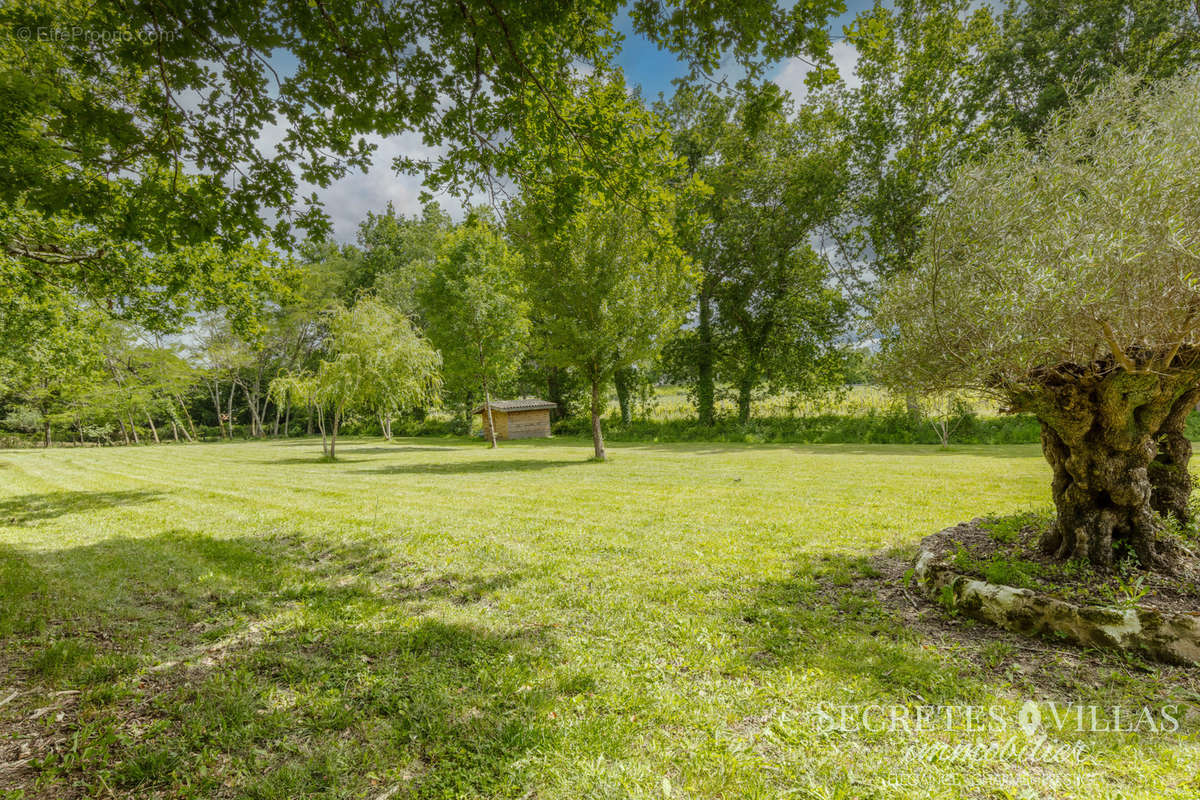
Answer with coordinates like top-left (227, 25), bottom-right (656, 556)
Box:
top-left (1149, 387), bottom-right (1200, 525)
top-left (1018, 367), bottom-right (1199, 571)
top-left (590, 375), bottom-right (606, 461)
top-left (696, 289), bottom-right (715, 427)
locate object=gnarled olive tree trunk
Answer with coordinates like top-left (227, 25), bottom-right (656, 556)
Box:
top-left (1014, 363), bottom-right (1200, 571)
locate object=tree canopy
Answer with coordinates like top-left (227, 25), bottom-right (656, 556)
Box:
top-left (877, 71), bottom-right (1200, 569)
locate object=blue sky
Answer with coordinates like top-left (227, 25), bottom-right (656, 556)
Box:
top-left (316, 2), bottom-right (879, 242)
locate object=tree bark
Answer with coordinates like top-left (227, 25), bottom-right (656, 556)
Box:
top-left (482, 378), bottom-right (498, 449)
top-left (1149, 387), bottom-right (1200, 525)
top-left (590, 374), bottom-right (606, 461)
top-left (175, 393), bottom-right (198, 441)
top-left (330, 409), bottom-right (340, 459)
top-left (546, 367), bottom-right (568, 421)
top-left (614, 365), bottom-right (632, 426)
top-left (43, 419), bottom-right (51, 448)
top-left (145, 410), bottom-right (160, 444)
top-left (736, 371), bottom-right (754, 425)
top-left (225, 382), bottom-right (236, 438)
top-left (696, 289), bottom-right (715, 427)
top-left (209, 381), bottom-right (226, 439)
top-left (1016, 367), bottom-right (1199, 570)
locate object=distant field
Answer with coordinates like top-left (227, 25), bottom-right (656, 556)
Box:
top-left (1, 439), bottom-right (1197, 798)
top-left (632, 384), bottom-right (1004, 421)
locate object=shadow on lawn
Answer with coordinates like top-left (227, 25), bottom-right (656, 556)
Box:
top-left (358, 458), bottom-right (580, 476)
top-left (735, 550), bottom-right (1200, 711)
top-left (0, 489), bottom-right (164, 526)
top-left (735, 550), bottom-right (990, 706)
top-left (0, 528), bottom-right (562, 798)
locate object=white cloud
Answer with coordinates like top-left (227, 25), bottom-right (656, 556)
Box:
top-left (307, 132), bottom-right (448, 242)
top-left (773, 40), bottom-right (860, 104)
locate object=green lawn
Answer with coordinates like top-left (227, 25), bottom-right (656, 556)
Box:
top-left (0, 438), bottom-right (1196, 798)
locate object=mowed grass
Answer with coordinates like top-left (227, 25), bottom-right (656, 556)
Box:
top-left (0, 438), bottom-right (1196, 799)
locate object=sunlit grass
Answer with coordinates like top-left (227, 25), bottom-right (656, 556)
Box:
top-left (0, 438), bottom-right (1196, 798)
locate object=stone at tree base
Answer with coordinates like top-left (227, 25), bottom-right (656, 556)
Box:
top-left (913, 524), bottom-right (1200, 666)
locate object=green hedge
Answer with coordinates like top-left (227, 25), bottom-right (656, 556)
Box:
top-left (551, 409), bottom-right (1044, 445)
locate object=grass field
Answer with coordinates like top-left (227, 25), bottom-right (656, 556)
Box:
top-left (1, 438), bottom-right (1197, 798)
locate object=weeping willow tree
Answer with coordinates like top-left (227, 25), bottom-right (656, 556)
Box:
top-left (877, 71), bottom-right (1200, 570)
top-left (270, 299), bottom-right (441, 459)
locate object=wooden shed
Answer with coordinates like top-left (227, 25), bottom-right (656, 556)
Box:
top-left (473, 398), bottom-right (557, 440)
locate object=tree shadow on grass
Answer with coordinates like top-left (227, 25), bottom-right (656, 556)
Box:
top-left (358, 458), bottom-right (580, 476)
top-left (736, 550), bottom-right (1200, 710)
top-left (0, 489), bottom-right (164, 526)
top-left (0, 529), bottom-right (567, 799)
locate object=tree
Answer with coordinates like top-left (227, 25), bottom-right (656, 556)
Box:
top-left (876, 72), bottom-right (1200, 570)
top-left (417, 214), bottom-right (530, 446)
top-left (831, 0), bottom-right (999, 300)
top-left (982, 0), bottom-right (1200, 138)
top-left (668, 87), bottom-right (850, 423)
top-left (1, 0), bottom-right (841, 318)
top-left (274, 299), bottom-right (441, 459)
top-left (0, 295), bottom-right (105, 446)
top-left (362, 203), bottom-right (454, 317)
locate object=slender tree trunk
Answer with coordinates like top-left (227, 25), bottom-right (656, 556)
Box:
top-left (283, 401), bottom-right (291, 438)
top-left (226, 382), bottom-right (236, 438)
top-left (170, 419), bottom-right (179, 442)
top-left (736, 370), bottom-right (755, 425)
top-left (590, 374), bottom-right (606, 461)
top-left (127, 412), bottom-right (140, 444)
top-left (307, 405), bottom-right (313, 436)
top-left (176, 393), bottom-right (198, 441)
top-left (145, 410), bottom-right (160, 443)
top-left (43, 419), bottom-right (51, 448)
top-left (482, 383), bottom-right (498, 449)
top-left (1018, 368), bottom-right (1197, 570)
top-left (546, 367), bottom-right (567, 422)
top-left (614, 365), bottom-right (633, 426)
top-left (210, 382), bottom-right (226, 439)
top-left (242, 384), bottom-right (263, 438)
top-left (117, 416), bottom-right (130, 445)
top-left (317, 406), bottom-right (327, 456)
top-left (696, 288), bottom-right (715, 427)
top-left (330, 409), bottom-right (339, 460)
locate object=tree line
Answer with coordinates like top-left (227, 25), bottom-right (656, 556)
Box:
top-left (3, 0), bottom-right (1199, 480)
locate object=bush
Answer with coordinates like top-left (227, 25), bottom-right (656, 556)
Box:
top-left (550, 408), bottom-right (1044, 445)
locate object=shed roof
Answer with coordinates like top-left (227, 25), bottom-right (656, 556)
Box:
top-left (473, 398), bottom-right (557, 413)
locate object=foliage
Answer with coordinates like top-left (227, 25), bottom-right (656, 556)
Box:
top-left (831, 0), bottom-right (999, 299)
top-left (417, 212), bottom-right (530, 440)
top-left (512, 72), bottom-right (696, 459)
top-left (663, 86), bottom-right (851, 423)
top-left (551, 405), bottom-right (1042, 445)
top-left (270, 298), bottom-right (441, 458)
top-left (0, 0), bottom-right (841, 320)
top-left (983, 0), bottom-right (1200, 137)
top-left (876, 71), bottom-right (1200, 394)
